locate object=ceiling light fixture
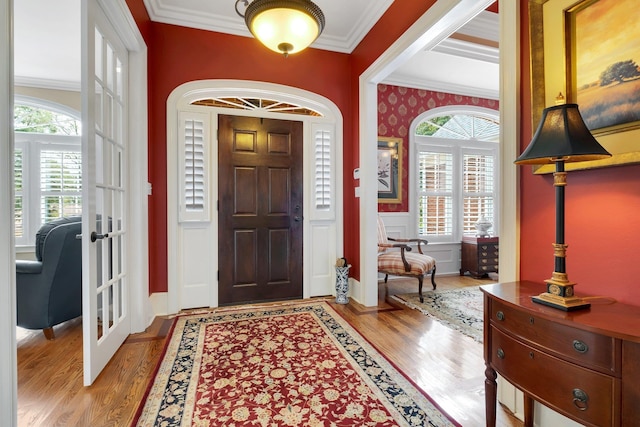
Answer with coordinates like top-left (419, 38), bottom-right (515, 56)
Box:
top-left (235, 0), bottom-right (325, 57)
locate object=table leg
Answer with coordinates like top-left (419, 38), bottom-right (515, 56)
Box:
top-left (524, 393), bottom-right (534, 427)
top-left (485, 365), bottom-right (497, 427)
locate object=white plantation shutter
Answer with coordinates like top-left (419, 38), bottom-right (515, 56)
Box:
top-left (311, 124), bottom-right (335, 219)
top-left (39, 149), bottom-right (83, 223)
top-left (463, 153), bottom-right (495, 235)
top-left (14, 148), bottom-right (25, 243)
top-left (179, 112), bottom-right (210, 222)
top-left (418, 151), bottom-right (453, 237)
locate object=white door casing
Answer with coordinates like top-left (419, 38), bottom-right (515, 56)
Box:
top-left (358, 0), bottom-right (501, 307)
top-left (0, 0), bottom-right (17, 422)
top-left (166, 80), bottom-right (344, 313)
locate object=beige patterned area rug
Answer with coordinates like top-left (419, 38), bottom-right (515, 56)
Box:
top-left (133, 301), bottom-right (459, 426)
top-left (391, 286), bottom-right (487, 343)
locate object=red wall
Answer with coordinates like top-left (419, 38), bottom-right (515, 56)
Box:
top-left (127, 1), bottom-right (351, 293)
top-left (377, 84), bottom-right (498, 212)
top-left (127, 0), bottom-right (441, 288)
top-left (518, 0), bottom-right (640, 306)
top-left (128, 0), bottom-right (640, 307)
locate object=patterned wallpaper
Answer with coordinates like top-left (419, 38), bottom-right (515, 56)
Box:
top-left (377, 84), bottom-right (499, 212)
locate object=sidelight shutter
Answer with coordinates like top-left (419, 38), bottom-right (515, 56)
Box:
top-left (311, 124), bottom-right (335, 220)
top-left (179, 111), bottom-right (210, 222)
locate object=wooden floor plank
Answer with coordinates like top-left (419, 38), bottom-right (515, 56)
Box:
top-left (17, 274), bottom-right (522, 427)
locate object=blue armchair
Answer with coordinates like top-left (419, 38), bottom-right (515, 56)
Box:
top-left (16, 216), bottom-right (83, 339)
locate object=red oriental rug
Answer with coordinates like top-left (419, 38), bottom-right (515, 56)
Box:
top-left (133, 301), bottom-right (457, 426)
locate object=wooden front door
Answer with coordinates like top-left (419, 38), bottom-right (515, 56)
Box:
top-left (218, 115), bottom-right (303, 305)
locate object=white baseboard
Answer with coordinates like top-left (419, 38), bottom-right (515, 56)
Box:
top-left (150, 292), bottom-right (169, 316)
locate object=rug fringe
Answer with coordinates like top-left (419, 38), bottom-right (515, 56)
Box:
top-left (166, 297), bottom-right (335, 319)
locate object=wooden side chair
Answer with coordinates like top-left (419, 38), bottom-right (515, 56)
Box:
top-left (377, 215), bottom-right (436, 302)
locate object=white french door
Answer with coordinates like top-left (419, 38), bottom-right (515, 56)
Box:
top-left (81, 0), bottom-right (131, 386)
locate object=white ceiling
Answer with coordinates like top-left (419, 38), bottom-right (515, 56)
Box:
top-left (14, 0), bottom-right (498, 98)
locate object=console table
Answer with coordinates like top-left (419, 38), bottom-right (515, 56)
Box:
top-left (481, 281), bottom-right (640, 427)
top-left (460, 236), bottom-right (498, 278)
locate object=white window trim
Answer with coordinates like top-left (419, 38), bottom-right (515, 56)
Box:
top-left (409, 106), bottom-right (500, 244)
top-left (14, 97), bottom-right (82, 248)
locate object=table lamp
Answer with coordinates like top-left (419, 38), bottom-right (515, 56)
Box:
top-left (515, 103), bottom-right (611, 311)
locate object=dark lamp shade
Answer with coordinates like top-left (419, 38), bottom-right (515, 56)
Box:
top-left (515, 104), bottom-right (612, 165)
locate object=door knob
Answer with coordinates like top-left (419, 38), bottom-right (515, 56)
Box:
top-left (91, 231), bottom-right (109, 242)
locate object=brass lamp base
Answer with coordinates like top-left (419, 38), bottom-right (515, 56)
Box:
top-left (532, 292), bottom-right (590, 311)
top-left (531, 272), bottom-right (590, 311)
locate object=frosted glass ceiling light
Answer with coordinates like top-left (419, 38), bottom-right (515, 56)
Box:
top-left (236, 0), bottom-right (325, 57)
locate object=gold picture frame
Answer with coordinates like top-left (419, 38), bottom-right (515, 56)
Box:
top-left (377, 136), bottom-right (402, 204)
top-left (529, 0), bottom-right (640, 174)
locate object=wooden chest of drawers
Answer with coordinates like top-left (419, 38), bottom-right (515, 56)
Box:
top-left (460, 236), bottom-right (498, 278)
top-left (481, 281), bottom-right (640, 427)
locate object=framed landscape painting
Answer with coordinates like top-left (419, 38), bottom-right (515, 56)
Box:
top-left (569, 0), bottom-right (640, 132)
top-left (377, 137), bottom-right (402, 204)
top-left (529, 0), bottom-right (640, 173)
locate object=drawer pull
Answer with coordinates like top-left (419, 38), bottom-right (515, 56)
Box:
top-left (496, 311), bottom-right (505, 321)
top-left (573, 340), bottom-right (589, 354)
top-left (529, 317), bottom-right (534, 325)
top-left (529, 352), bottom-right (534, 359)
top-left (497, 348), bottom-right (505, 359)
top-left (572, 388), bottom-right (589, 411)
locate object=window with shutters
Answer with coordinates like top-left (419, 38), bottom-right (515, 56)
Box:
top-left (414, 108), bottom-right (499, 243)
top-left (179, 112), bottom-right (210, 222)
top-left (14, 102), bottom-right (82, 247)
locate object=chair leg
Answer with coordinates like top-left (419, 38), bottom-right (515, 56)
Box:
top-left (418, 276), bottom-right (424, 303)
top-left (384, 274), bottom-right (389, 284)
top-left (430, 265), bottom-right (437, 290)
top-left (43, 327), bottom-right (55, 340)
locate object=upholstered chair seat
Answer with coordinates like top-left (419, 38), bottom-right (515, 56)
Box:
top-left (377, 215), bottom-right (436, 302)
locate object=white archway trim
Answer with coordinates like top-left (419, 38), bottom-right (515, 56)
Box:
top-left (410, 105), bottom-right (500, 127)
top-left (171, 80), bottom-right (339, 120)
top-left (15, 95), bottom-right (81, 120)
top-left (408, 105), bottom-right (500, 251)
top-left (358, 0), bottom-right (497, 307)
top-left (165, 80), bottom-right (344, 315)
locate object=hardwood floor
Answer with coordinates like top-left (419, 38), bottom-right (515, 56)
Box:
top-left (17, 274), bottom-right (523, 426)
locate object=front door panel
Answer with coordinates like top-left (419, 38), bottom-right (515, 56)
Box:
top-left (218, 115), bottom-right (303, 305)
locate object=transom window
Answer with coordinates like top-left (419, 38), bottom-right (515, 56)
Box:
top-left (14, 101), bottom-right (82, 247)
top-left (413, 108), bottom-right (499, 243)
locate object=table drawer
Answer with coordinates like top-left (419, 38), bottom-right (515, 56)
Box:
top-left (490, 300), bottom-right (618, 374)
top-left (479, 264), bottom-right (498, 273)
top-left (490, 326), bottom-right (617, 427)
top-left (478, 244), bottom-right (498, 257)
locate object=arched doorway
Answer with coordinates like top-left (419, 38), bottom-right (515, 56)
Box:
top-left (165, 80), bottom-right (344, 313)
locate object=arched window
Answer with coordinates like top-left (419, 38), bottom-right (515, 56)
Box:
top-left (412, 106), bottom-right (499, 243)
top-left (14, 98), bottom-right (82, 247)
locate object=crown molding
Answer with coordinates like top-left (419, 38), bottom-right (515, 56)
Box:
top-left (433, 38), bottom-right (499, 64)
top-left (14, 76), bottom-right (80, 92)
top-left (381, 75), bottom-right (499, 101)
top-left (457, 10), bottom-right (499, 42)
top-left (143, 0), bottom-right (393, 53)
